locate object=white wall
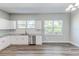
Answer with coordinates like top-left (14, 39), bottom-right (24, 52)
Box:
top-left (0, 10), bottom-right (10, 29)
top-left (10, 13), bottom-right (70, 43)
top-left (0, 10), bottom-right (10, 50)
top-left (71, 9), bottom-right (79, 47)
top-left (0, 10), bottom-right (9, 19)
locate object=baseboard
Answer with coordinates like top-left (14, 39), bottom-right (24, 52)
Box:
top-left (43, 41), bottom-right (70, 43)
top-left (11, 43), bottom-right (28, 45)
top-left (70, 42), bottom-right (79, 47)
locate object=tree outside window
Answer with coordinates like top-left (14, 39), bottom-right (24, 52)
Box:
top-left (44, 20), bottom-right (63, 34)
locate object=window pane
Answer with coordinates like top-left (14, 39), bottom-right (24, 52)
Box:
top-left (27, 24), bottom-right (35, 28)
top-left (54, 20), bottom-right (63, 28)
top-left (44, 20), bottom-right (53, 33)
top-left (45, 27), bottom-right (53, 32)
top-left (26, 20), bottom-right (35, 28)
top-left (27, 20), bottom-right (35, 24)
top-left (54, 20), bottom-right (63, 32)
top-left (54, 27), bottom-right (62, 32)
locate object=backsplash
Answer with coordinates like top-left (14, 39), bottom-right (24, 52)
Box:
top-left (0, 29), bottom-right (15, 37)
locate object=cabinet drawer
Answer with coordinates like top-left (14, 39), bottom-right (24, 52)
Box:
top-left (11, 35), bottom-right (28, 45)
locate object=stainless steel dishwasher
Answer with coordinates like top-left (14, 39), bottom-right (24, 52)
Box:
top-left (28, 35), bottom-right (36, 45)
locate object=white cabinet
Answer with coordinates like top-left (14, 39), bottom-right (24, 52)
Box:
top-left (0, 36), bottom-right (10, 51)
top-left (10, 20), bottom-right (16, 29)
top-left (35, 20), bottom-right (42, 29)
top-left (10, 36), bottom-right (17, 44)
top-left (11, 35), bottom-right (28, 45)
top-left (36, 36), bottom-right (42, 45)
top-left (0, 18), bottom-right (10, 29)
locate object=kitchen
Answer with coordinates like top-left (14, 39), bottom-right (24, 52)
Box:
top-left (0, 3), bottom-right (79, 56)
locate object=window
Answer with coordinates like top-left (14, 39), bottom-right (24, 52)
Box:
top-left (54, 20), bottom-right (63, 32)
top-left (44, 20), bottom-right (53, 33)
top-left (17, 20), bottom-right (26, 28)
top-left (16, 20), bottom-right (35, 29)
top-left (44, 20), bottom-right (63, 34)
top-left (26, 20), bottom-right (35, 28)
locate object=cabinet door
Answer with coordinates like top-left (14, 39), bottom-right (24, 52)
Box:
top-left (23, 36), bottom-right (28, 45)
top-left (36, 36), bottom-right (42, 45)
top-left (0, 36), bottom-right (10, 50)
top-left (11, 36), bottom-right (28, 45)
top-left (10, 20), bottom-right (16, 29)
top-left (0, 38), bottom-right (5, 50)
top-left (35, 20), bottom-right (42, 29)
top-left (4, 36), bottom-right (10, 45)
top-left (16, 36), bottom-right (28, 45)
top-left (10, 36), bottom-right (16, 44)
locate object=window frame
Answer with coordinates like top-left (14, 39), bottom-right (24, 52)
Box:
top-left (53, 20), bottom-right (63, 33)
top-left (44, 20), bottom-right (63, 35)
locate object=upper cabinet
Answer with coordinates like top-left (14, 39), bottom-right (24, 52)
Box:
top-left (0, 18), bottom-right (10, 29)
top-left (17, 20), bottom-right (26, 29)
top-left (14, 20), bottom-right (42, 30)
top-left (10, 20), bottom-right (16, 29)
top-left (35, 20), bottom-right (42, 30)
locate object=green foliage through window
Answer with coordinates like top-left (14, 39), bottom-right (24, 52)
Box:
top-left (44, 20), bottom-right (63, 33)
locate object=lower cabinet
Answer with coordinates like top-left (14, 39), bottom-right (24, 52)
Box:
top-left (0, 35), bottom-right (42, 51)
top-left (0, 36), bottom-right (10, 51)
top-left (36, 36), bottom-right (42, 45)
top-left (11, 35), bottom-right (28, 45)
top-left (28, 35), bottom-right (42, 45)
top-left (10, 35), bottom-right (42, 45)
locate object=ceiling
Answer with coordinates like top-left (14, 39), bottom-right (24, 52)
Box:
top-left (0, 3), bottom-right (73, 13)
